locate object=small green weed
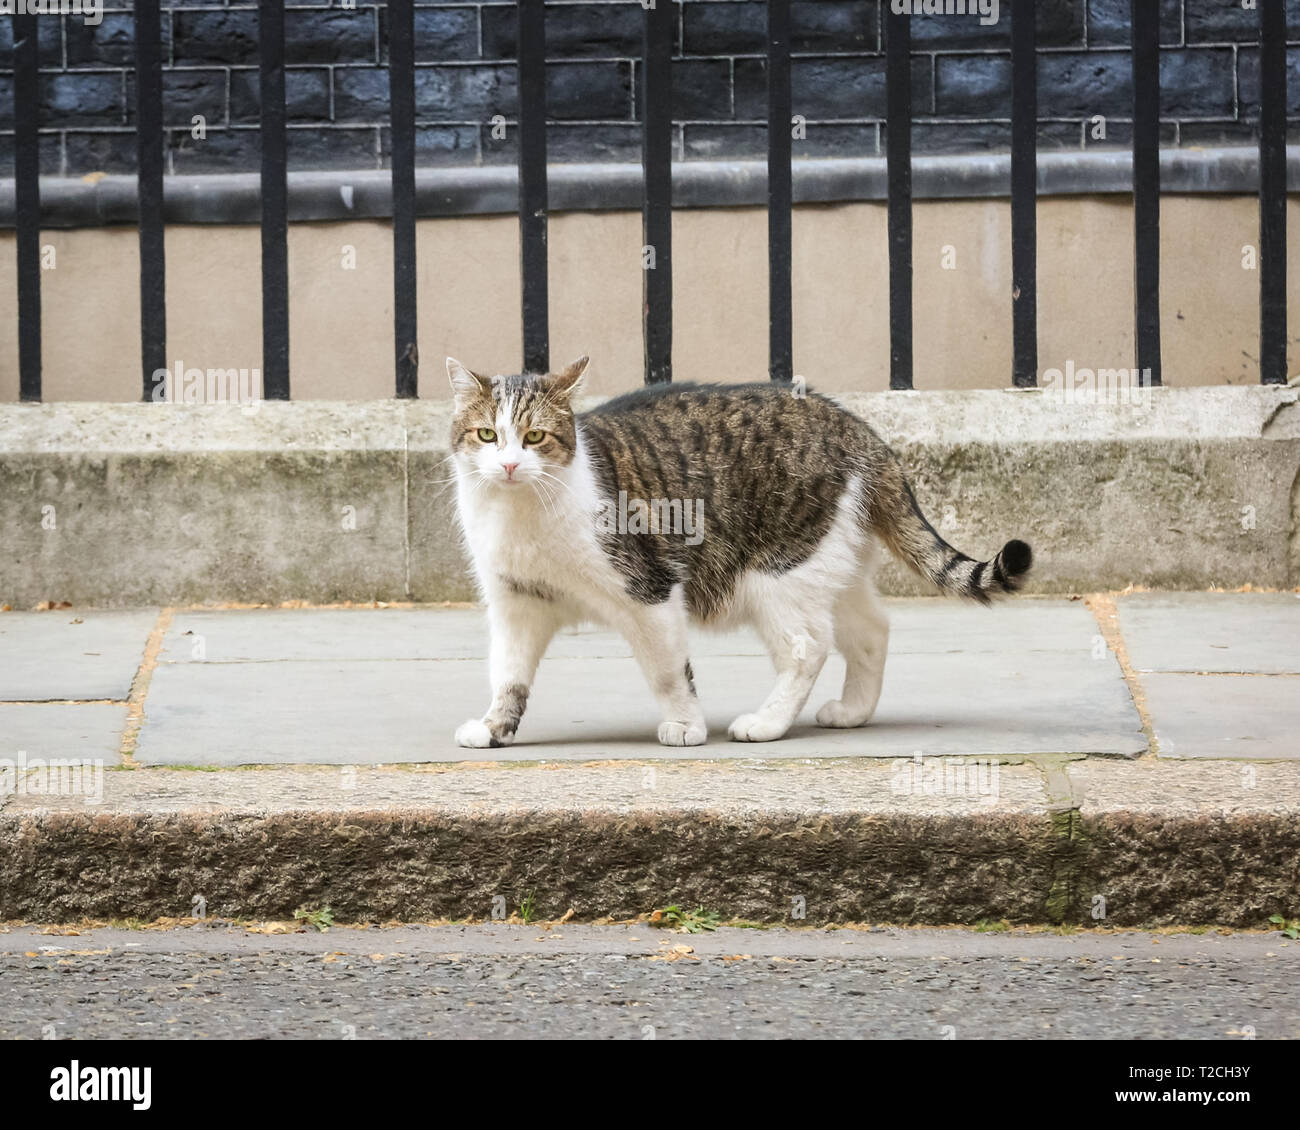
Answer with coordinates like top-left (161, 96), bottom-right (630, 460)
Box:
top-left (293, 906), bottom-right (335, 932)
top-left (651, 905), bottom-right (721, 934)
top-left (1268, 914), bottom-right (1299, 940)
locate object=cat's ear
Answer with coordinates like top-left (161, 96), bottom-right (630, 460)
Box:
top-left (550, 355), bottom-right (590, 396)
top-left (447, 357), bottom-right (489, 403)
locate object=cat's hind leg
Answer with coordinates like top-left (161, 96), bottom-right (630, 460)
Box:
top-left (816, 577), bottom-right (889, 728)
top-left (728, 597), bottom-right (832, 743)
top-left (455, 592), bottom-right (561, 748)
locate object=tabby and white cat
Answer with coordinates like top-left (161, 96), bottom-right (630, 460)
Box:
top-left (447, 356), bottom-right (1031, 748)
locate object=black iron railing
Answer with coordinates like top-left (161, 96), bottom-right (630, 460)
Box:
top-left (6, 0), bottom-right (1293, 401)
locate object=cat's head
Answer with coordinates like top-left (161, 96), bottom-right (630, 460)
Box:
top-left (447, 355), bottom-right (589, 487)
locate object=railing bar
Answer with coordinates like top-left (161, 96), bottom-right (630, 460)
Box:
top-left (885, 5), bottom-right (912, 390)
top-left (518, 0), bottom-right (549, 375)
top-left (1131, 0), bottom-right (1162, 386)
top-left (260, 0), bottom-right (290, 400)
top-left (13, 13), bottom-right (41, 403)
top-left (642, 0), bottom-right (673, 386)
top-left (1259, 0), bottom-right (1288, 386)
top-left (135, 0), bottom-right (166, 403)
top-left (1010, 0), bottom-right (1037, 388)
top-left (767, 0), bottom-right (792, 384)
top-left (390, 0), bottom-right (418, 398)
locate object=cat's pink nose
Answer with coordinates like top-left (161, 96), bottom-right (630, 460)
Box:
top-left (502, 462), bottom-right (519, 480)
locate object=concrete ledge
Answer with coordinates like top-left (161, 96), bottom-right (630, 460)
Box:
top-left (2, 760), bottom-right (1297, 925)
top-left (1, 384), bottom-right (1296, 606)
top-left (1, 147), bottom-right (1295, 228)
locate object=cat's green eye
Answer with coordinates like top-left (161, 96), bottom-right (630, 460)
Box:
top-left (523, 429), bottom-right (546, 445)
top-left (476, 427), bottom-right (497, 443)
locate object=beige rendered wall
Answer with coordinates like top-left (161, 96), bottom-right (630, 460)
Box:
top-left (1, 194), bottom-right (1296, 402)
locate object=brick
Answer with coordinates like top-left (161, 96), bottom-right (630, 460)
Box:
top-left (1034, 0), bottom-right (1086, 48)
top-left (41, 72), bottom-right (124, 128)
top-left (482, 2), bottom-right (656, 60)
top-left (1185, 0), bottom-right (1300, 43)
top-left (637, 58), bottom-right (731, 120)
top-left (481, 120), bottom-right (644, 163)
top-left (230, 67), bottom-right (331, 124)
top-left (380, 122), bottom-right (480, 164)
top-left (415, 63), bottom-right (518, 119)
top-left (1237, 47), bottom-right (1300, 118)
top-left (333, 67), bottom-right (391, 122)
top-left (340, 62), bottom-right (620, 122)
top-left (937, 48), bottom-right (1235, 120)
top-left (381, 6), bottom-right (477, 63)
top-left (168, 127), bottom-right (262, 173)
top-left (0, 130), bottom-right (64, 174)
top-left (1086, 0), bottom-right (1182, 46)
top-left (288, 125), bottom-right (380, 169)
top-left (934, 53), bottom-right (1010, 117)
top-left (736, 55), bottom-right (932, 121)
top-left (1156, 48), bottom-right (1237, 118)
top-left (286, 9), bottom-right (379, 65)
top-left (547, 61), bottom-right (632, 120)
top-left (0, 13), bottom-right (63, 65)
top-left (885, 119), bottom-right (1099, 154)
top-left (136, 68), bottom-right (228, 128)
top-left (64, 129), bottom-right (138, 173)
top-left (906, 0), bottom-right (1083, 50)
top-left (683, 120), bottom-right (879, 159)
top-left (67, 13), bottom-right (172, 68)
top-left (682, 1), bottom-right (875, 57)
top-left (1036, 53), bottom-right (1134, 119)
top-left (1180, 120), bottom-right (1300, 147)
top-left (172, 10), bottom-right (260, 66)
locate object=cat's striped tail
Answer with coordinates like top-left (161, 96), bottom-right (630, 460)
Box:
top-left (869, 470), bottom-right (1033, 604)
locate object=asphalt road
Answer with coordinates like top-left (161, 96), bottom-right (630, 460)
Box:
top-left (1, 924), bottom-right (1295, 1040)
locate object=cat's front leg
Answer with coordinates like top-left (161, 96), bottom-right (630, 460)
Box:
top-left (622, 595), bottom-right (707, 747)
top-left (455, 593), bottom-right (559, 749)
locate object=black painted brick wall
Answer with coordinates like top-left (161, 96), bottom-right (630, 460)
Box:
top-left (2, 0), bottom-right (1298, 178)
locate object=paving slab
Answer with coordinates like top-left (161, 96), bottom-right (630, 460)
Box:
top-left (1116, 591), bottom-right (1300, 674)
top-left (159, 599), bottom-right (1103, 663)
top-left (1069, 758), bottom-right (1300, 815)
top-left (136, 601), bottom-right (1143, 765)
top-left (0, 703), bottom-right (127, 765)
top-left (3, 762), bottom-right (1052, 816)
top-left (1144, 673), bottom-right (1300, 760)
top-left (0, 609), bottom-right (157, 701)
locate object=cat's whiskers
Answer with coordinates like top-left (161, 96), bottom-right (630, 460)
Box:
top-left (527, 477), bottom-right (561, 520)
top-left (461, 467), bottom-right (494, 504)
top-left (420, 453), bottom-right (468, 494)
top-left (530, 466), bottom-right (581, 507)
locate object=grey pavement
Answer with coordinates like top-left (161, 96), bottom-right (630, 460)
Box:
top-left (0, 609), bottom-right (158, 700)
top-left (1117, 592), bottom-right (1300, 674)
top-left (2, 702), bottom-right (128, 761)
top-left (0, 924), bottom-right (1294, 1040)
top-left (1115, 592), bottom-right (1300, 759)
top-left (0, 592), bottom-right (1295, 764)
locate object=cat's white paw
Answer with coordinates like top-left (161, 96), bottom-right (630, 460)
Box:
top-left (658, 719), bottom-right (707, 747)
top-left (727, 712), bottom-right (788, 743)
top-left (454, 718), bottom-right (497, 748)
top-left (815, 700), bottom-right (873, 729)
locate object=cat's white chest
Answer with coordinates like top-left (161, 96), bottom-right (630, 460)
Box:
top-left (456, 475), bottom-right (611, 600)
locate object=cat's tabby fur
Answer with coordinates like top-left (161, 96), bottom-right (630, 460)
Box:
top-left (448, 356), bottom-right (1031, 748)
